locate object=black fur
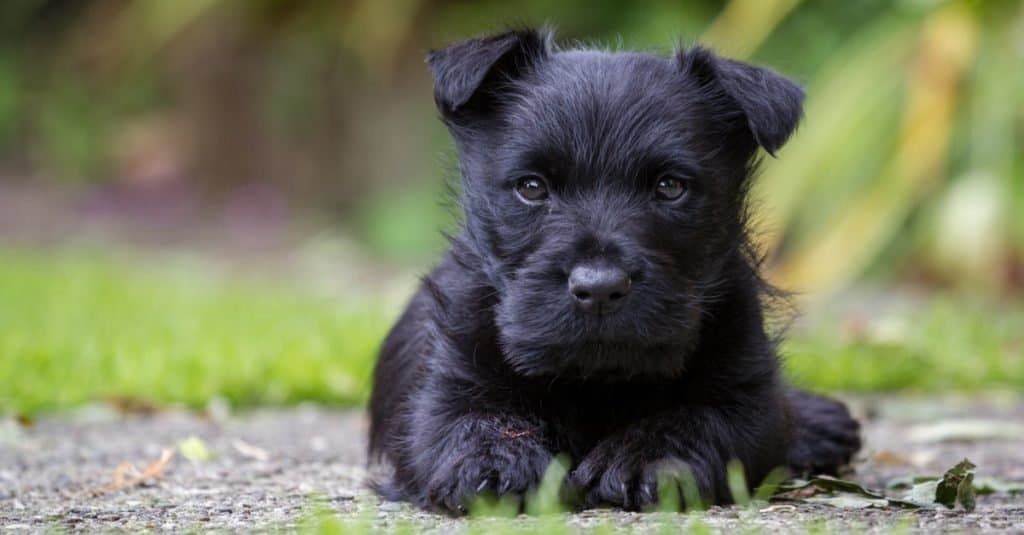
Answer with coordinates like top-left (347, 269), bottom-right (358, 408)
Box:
top-left (368, 28), bottom-right (860, 514)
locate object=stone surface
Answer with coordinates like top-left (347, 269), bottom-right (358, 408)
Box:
top-left (1, 396), bottom-right (1022, 533)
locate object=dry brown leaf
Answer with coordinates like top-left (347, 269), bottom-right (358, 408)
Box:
top-left (83, 448), bottom-right (174, 496)
top-left (231, 439), bottom-right (269, 462)
top-left (872, 450), bottom-right (911, 466)
top-left (104, 396), bottom-right (160, 416)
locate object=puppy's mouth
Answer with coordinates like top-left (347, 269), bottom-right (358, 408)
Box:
top-left (494, 276), bottom-right (705, 378)
top-left (500, 337), bottom-right (698, 380)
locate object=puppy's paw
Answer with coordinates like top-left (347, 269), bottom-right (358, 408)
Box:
top-left (422, 432), bottom-right (553, 515)
top-left (570, 438), bottom-right (709, 511)
top-left (786, 390), bottom-right (861, 476)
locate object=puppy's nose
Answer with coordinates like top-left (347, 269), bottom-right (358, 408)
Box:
top-left (568, 264), bottom-right (631, 315)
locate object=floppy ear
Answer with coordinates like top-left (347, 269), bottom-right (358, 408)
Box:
top-left (678, 46), bottom-right (804, 156)
top-left (428, 28), bottom-right (551, 119)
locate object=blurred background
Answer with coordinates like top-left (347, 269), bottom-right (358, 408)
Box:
top-left (1, 0), bottom-right (1021, 415)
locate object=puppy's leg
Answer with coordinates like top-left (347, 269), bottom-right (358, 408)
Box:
top-left (397, 374), bottom-right (554, 514)
top-left (785, 388), bottom-right (861, 476)
top-left (570, 395), bottom-right (789, 511)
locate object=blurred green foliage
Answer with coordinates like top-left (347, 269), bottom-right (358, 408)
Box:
top-left (0, 0), bottom-right (1021, 295)
top-left (1, 2), bottom-right (1022, 413)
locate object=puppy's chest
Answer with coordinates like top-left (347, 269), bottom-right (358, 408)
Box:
top-left (528, 382), bottom-right (684, 451)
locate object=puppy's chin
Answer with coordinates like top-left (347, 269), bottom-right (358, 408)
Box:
top-left (493, 282), bottom-right (704, 379)
top-left (499, 339), bottom-right (698, 380)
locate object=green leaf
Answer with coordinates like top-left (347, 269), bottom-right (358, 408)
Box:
top-left (178, 435), bottom-right (214, 462)
top-left (891, 480), bottom-right (940, 509)
top-left (934, 459), bottom-right (976, 510)
top-left (957, 472), bottom-right (976, 512)
top-left (775, 475), bottom-right (886, 499)
top-left (776, 459), bottom-right (986, 511)
top-left (804, 494), bottom-right (889, 509)
top-left (973, 477), bottom-right (1024, 495)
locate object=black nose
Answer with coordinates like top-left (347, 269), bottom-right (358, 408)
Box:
top-left (568, 264), bottom-right (631, 315)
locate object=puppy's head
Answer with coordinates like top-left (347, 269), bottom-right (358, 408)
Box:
top-left (429, 28), bottom-right (803, 379)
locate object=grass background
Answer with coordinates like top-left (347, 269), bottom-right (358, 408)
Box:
top-left (2, 247), bottom-right (1021, 415)
top-left (0, 248), bottom-right (391, 414)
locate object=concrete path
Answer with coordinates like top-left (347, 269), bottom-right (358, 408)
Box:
top-left (2, 396), bottom-right (1022, 532)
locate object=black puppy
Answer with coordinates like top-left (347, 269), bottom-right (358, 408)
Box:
top-left (369, 28), bottom-right (860, 514)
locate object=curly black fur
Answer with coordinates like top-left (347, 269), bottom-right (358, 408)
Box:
top-left (368, 28), bottom-right (860, 514)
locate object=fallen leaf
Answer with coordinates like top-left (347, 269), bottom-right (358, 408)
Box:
top-left (934, 459), bottom-right (976, 511)
top-left (759, 504), bottom-right (797, 513)
top-left (231, 438), bottom-right (269, 462)
top-left (179, 436), bottom-right (214, 462)
top-left (956, 472), bottom-right (976, 512)
top-left (890, 459), bottom-right (977, 511)
top-left (804, 494), bottom-right (889, 509)
top-left (105, 396), bottom-right (160, 416)
top-left (974, 477), bottom-right (1024, 495)
top-left (775, 476), bottom-right (886, 500)
top-left (889, 474), bottom-right (1024, 496)
top-left (891, 480), bottom-right (940, 508)
top-left (872, 450), bottom-right (910, 465)
top-left (775, 459), bottom-right (984, 511)
top-left (83, 449), bottom-right (174, 496)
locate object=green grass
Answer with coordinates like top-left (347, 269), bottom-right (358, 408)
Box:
top-left (1, 247), bottom-right (1021, 414)
top-left (785, 297), bottom-right (1024, 392)
top-left (0, 248), bottom-right (392, 414)
top-left (297, 458), bottom-right (727, 534)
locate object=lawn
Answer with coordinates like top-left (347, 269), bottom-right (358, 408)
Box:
top-left (0, 247), bottom-right (392, 414)
top-left (786, 296), bottom-right (1024, 393)
top-left (1, 247), bottom-right (1021, 415)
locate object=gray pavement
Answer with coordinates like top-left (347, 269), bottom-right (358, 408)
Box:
top-left (2, 396), bottom-right (1023, 533)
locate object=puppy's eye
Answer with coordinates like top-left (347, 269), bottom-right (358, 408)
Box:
top-left (514, 175), bottom-right (549, 203)
top-left (655, 176), bottom-right (688, 201)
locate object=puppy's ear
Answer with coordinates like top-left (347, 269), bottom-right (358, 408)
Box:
top-left (678, 46), bottom-right (804, 156)
top-left (428, 28), bottom-right (551, 119)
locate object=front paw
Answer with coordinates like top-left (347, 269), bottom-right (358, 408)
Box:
top-left (423, 432), bottom-right (553, 514)
top-left (787, 391), bottom-right (861, 476)
top-left (570, 438), bottom-right (708, 511)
